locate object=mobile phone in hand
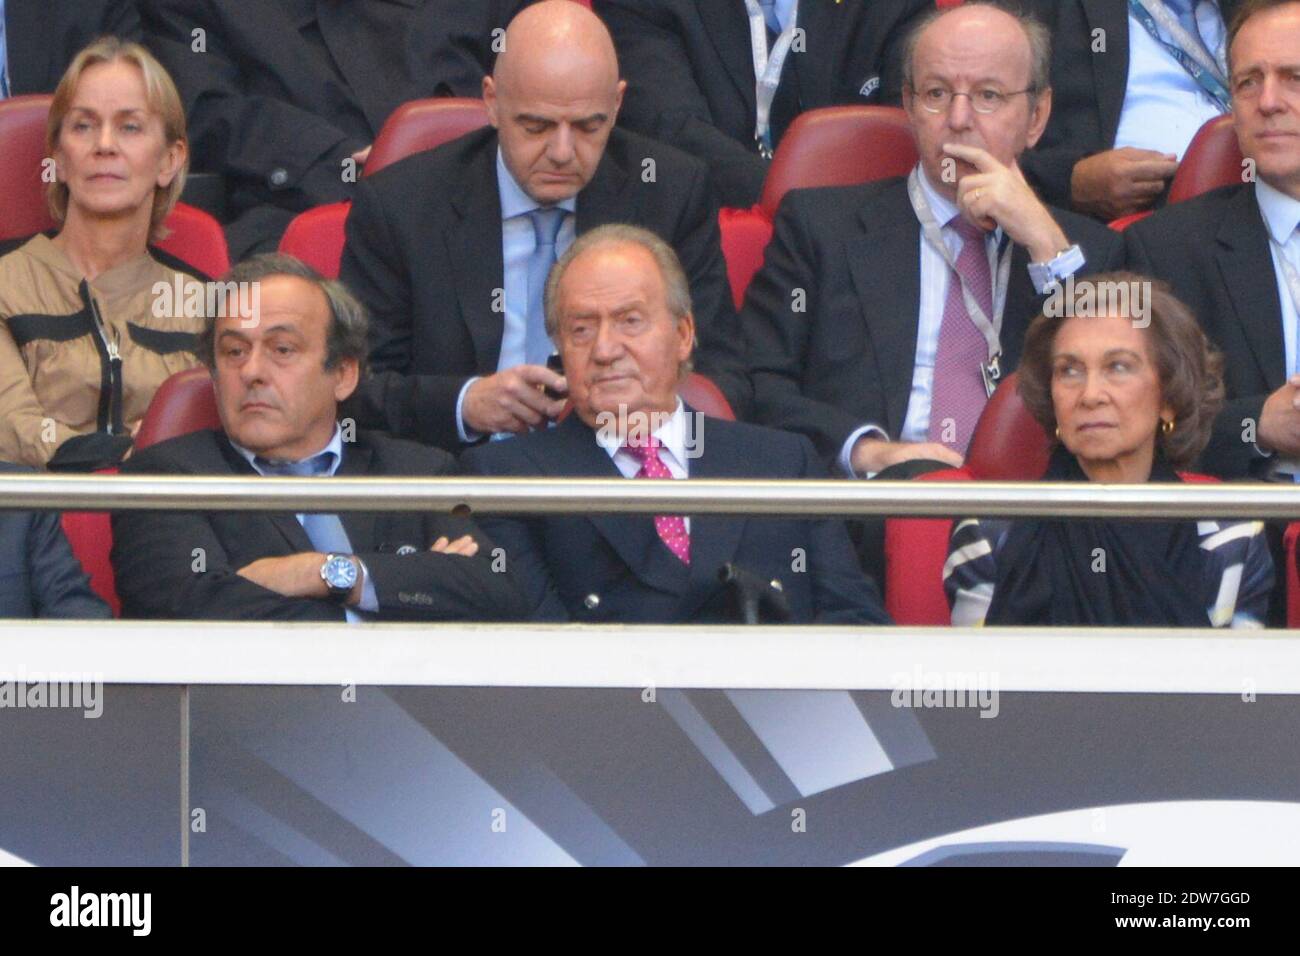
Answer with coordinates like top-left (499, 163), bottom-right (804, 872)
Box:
top-left (543, 352), bottom-right (565, 401)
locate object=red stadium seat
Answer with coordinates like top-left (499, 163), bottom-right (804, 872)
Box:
top-left (61, 504), bottom-right (121, 617)
top-left (279, 201), bottom-right (351, 278)
top-left (280, 98), bottom-right (492, 277)
top-left (0, 94), bottom-right (57, 240)
top-left (677, 372), bottom-right (736, 420)
top-left (134, 366), bottom-right (221, 451)
top-left (366, 98), bottom-right (491, 176)
top-left (719, 206), bottom-right (773, 310)
top-left (883, 372), bottom-right (1050, 624)
top-left (1169, 114), bottom-right (1244, 204)
top-left (156, 202), bottom-right (230, 278)
top-left (759, 106), bottom-right (918, 219)
top-left (1285, 523), bottom-right (1300, 628)
top-left (0, 94), bottom-right (230, 276)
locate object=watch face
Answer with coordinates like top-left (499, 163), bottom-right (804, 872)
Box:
top-left (324, 555), bottom-right (358, 592)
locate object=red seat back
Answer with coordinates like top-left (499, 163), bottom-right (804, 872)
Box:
top-left (719, 206), bottom-right (773, 310)
top-left (0, 94), bottom-right (57, 239)
top-left (678, 372), bottom-right (736, 420)
top-left (279, 201), bottom-right (351, 279)
top-left (134, 366), bottom-right (221, 450)
top-left (156, 202), bottom-right (230, 278)
top-left (1169, 114), bottom-right (1244, 204)
top-left (760, 106), bottom-right (917, 218)
top-left (366, 98), bottom-right (491, 176)
top-left (1286, 523), bottom-right (1300, 628)
top-left (964, 372), bottom-right (1053, 480)
top-left (61, 502), bottom-right (121, 617)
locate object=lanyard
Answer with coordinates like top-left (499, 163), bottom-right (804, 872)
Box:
top-left (744, 0), bottom-right (800, 158)
top-left (907, 169), bottom-right (1013, 394)
top-left (1270, 234), bottom-right (1300, 369)
top-left (1128, 0), bottom-right (1231, 110)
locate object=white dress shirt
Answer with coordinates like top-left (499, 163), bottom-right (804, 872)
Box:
top-left (1255, 178), bottom-right (1300, 477)
top-left (837, 165), bottom-right (1084, 476)
top-left (1114, 1), bottom-right (1228, 159)
top-left (454, 148), bottom-right (578, 442)
top-left (594, 399), bottom-right (692, 532)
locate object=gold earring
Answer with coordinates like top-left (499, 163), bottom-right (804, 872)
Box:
top-left (1160, 418), bottom-right (1174, 435)
top-left (1054, 425), bottom-right (1060, 440)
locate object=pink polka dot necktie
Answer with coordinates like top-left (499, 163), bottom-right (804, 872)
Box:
top-left (625, 436), bottom-right (691, 565)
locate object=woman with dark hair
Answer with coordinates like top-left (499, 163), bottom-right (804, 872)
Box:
top-left (944, 272), bottom-right (1273, 628)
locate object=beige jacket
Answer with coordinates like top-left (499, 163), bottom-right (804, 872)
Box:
top-left (0, 236), bottom-right (204, 466)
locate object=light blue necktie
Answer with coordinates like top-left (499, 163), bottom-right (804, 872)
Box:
top-left (0, 0), bottom-right (10, 101)
top-left (759, 0), bottom-right (782, 35)
top-left (525, 207), bottom-right (566, 367)
top-left (255, 453), bottom-right (353, 555)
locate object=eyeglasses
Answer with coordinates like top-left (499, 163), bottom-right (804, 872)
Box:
top-left (909, 84), bottom-right (1036, 115)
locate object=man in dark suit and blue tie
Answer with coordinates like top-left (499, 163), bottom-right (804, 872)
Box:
top-left (111, 255), bottom-right (528, 622)
top-left (340, 0), bottom-right (750, 454)
top-left (463, 224), bottom-right (888, 625)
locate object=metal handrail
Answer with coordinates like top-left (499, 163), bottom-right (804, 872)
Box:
top-left (2, 473), bottom-right (1299, 519)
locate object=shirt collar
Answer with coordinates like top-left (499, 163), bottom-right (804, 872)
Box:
top-left (230, 422), bottom-right (345, 476)
top-left (1256, 178), bottom-right (1300, 247)
top-left (496, 147), bottom-right (578, 221)
top-left (595, 399), bottom-right (689, 471)
top-left (915, 162), bottom-right (1004, 245)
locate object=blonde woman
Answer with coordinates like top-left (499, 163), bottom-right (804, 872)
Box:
top-left (0, 37), bottom-right (204, 468)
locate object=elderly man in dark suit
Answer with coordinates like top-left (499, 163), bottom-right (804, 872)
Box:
top-left (111, 255), bottom-right (527, 622)
top-left (463, 224), bottom-right (888, 625)
top-left (340, 0), bottom-right (750, 454)
top-left (0, 462), bottom-right (110, 618)
top-left (594, 0), bottom-right (931, 208)
top-left (1021, 0), bottom-right (1243, 220)
top-left (1125, 0), bottom-right (1300, 480)
top-left (142, 0), bottom-right (437, 259)
top-left (1, 0), bottom-right (139, 96)
top-left (743, 0), bottom-right (1123, 479)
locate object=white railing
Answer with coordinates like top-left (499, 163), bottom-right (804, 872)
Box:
top-left (2, 473), bottom-right (1300, 519)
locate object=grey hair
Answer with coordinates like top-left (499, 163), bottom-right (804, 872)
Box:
top-left (196, 253), bottom-right (369, 373)
top-left (544, 223), bottom-right (693, 333)
top-left (902, 0), bottom-right (1052, 105)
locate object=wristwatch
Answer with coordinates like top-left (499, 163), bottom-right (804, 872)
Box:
top-left (320, 553), bottom-right (359, 602)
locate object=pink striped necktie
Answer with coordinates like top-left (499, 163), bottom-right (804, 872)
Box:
top-left (625, 436), bottom-right (691, 565)
top-left (927, 216), bottom-right (994, 454)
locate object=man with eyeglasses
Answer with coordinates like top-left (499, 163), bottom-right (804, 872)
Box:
top-left (744, 0), bottom-right (1121, 477)
top-left (740, 0), bottom-right (1122, 580)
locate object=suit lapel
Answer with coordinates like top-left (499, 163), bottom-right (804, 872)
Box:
top-left (1215, 185), bottom-right (1286, 390)
top-left (790, 0), bottom-right (840, 103)
top-left (542, 416), bottom-right (689, 597)
top-left (575, 143), bottom-right (633, 233)
top-left (680, 414), bottom-right (747, 611)
top-left (698, 0), bottom-right (759, 121)
top-left (316, 0), bottom-right (419, 135)
top-left (449, 135), bottom-right (509, 372)
top-left (213, 434), bottom-right (314, 553)
top-left (846, 181), bottom-right (922, 437)
top-left (336, 439), bottom-right (377, 555)
top-left (1082, 0), bottom-right (1130, 145)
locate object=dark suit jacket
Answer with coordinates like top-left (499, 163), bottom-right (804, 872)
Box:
top-left (340, 125), bottom-right (752, 450)
top-left (404, 0), bottom-right (531, 98)
top-left (1020, 0), bottom-right (1244, 209)
top-left (1124, 183), bottom-right (1282, 479)
top-left (462, 410), bottom-right (889, 624)
top-left (4, 0), bottom-right (140, 94)
top-left (0, 462), bottom-right (110, 618)
top-left (110, 427), bottom-right (529, 621)
top-left (142, 0), bottom-right (428, 256)
top-left (742, 176), bottom-right (1125, 462)
top-left (595, 0), bottom-right (930, 207)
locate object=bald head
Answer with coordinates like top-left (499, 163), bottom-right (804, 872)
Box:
top-left (485, 0), bottom-right (625, 204)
